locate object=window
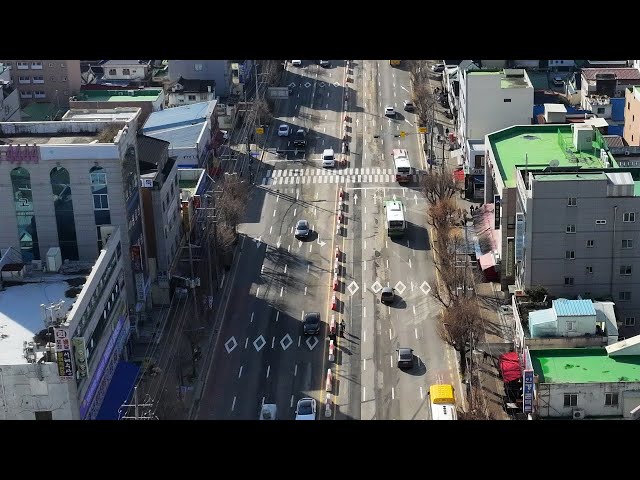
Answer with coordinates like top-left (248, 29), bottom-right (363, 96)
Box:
top-left (620, 265), bottom-right (632, 276)
top-left (619, 291), bottom-right (631, 301)
top-left (597, 107), bottom-right (605, 114)
top-left (629, 101), bottom-right (631, 110)
top-left (503, 98), bottom-right (512, 103)
top-left (565, 250), bottom-right (575, 259)
top-left (122, 68), bottom-right (130, 75)
top-left (563, 394), bottom-right (577, 407)
top-left (34, 411), bottom-right (53, 420)
top-left (595, 219), bottom-right (606, 225)
top-left (565, 277), bottom-right (574, 286)
top-left (33, 75), bottom-right (44, 83)
top-left (605, 393), bottom-right (619, 406)
top-left (18, 76), bottom-right (31, 84)
top-left (20, 91), bottom-right (32, 98)
top-left (49, 62), bottom-right (54, 68)
top-left (34, 91), bottom-right (46, 98)
top-left (622, 239), bottom-right (633, 249)
top-left (566, 320), bottom-right (576, 331)
top-left (623, 212), bottom-right (635, 222)
top-left (194, 63), bottom-right (203, 71)
top-left (586, 240), bottom-right (594, 248)
top-left (625, 317), bottom-right (636, 327)
top-left (566, 224), bottom-right (576, 233)
top-left (109, 69), bottom-right (116, 75)
top-left (17, 62), bottom-right (29, 70)
top-left (586, 266), bottom-right (593, 274)
top-left (31, 61), bottom-right (42, 69)
top-left (188, 94), bottom-right (196, 101)
top-left (567, 197), bottom-right (577, 206)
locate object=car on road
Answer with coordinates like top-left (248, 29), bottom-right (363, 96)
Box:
top-left (396, 348), bottom-right (414, 370)
top-left (403, 100), bottom-right (415, 112)
top-left (259, 403), bottom-right (277, 420)
top-left (380, 286), bottom-right (395, 304)
top-left (302, 311), bottom-right (321, 335)
top-left (278, 124), bottom-right (290, 137)
top-left (322, 148), bottom-right (335, 168)
top-left (295, 219), bottom-right (310, 239)
top-left (384, 105), bottom-right (396, 118)
top-left (293, 127), bottom-right (307, 148)
top-left (295, 397), bottom-right (317, 420)
top-left (319, 60), bottom-right (331, 67)
top-left (291, 60), bottom-right (302, 67)
top-left (552, 76), bottom-right (564, 87)
top-left (431, 63), bottom-right (445, 73)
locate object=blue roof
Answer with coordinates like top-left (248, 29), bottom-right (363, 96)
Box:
top-left (529, 308), bottom-right (557, 326)
top-left (552, 298), bottom-right (596, 317)
top-left (144, 123), bottom-right (205, 149)
top-left (143, 101), bottom-right (215, 133)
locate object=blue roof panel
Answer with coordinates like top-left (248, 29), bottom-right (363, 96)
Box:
top-left (552, 298), bottom-right (596, 317)
top-left (144, 123), bottom-right (204, 149)
top-left (143, 101), bottom-right (215, 132)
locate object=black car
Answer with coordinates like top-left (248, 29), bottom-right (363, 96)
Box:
top-left (396, 348), bottom-right (414, 369)
top-left (380, 286), bottom-right (395, 304)
top-left (293, 128), bottom-right (307, 148)
top-left (303, 312), bottom-right (321, 335)
top-left (319, 60), bottom-right (331, 67)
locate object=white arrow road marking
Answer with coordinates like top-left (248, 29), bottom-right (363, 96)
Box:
top-left (405, 118), bottom-right (413, 126)
top-left (401, 85), bottom-right (410, 93)
top-left (298, 241), bottom-right (302, 248)
top-left (356, 118), bottom-right (359, 126)
top-left (277, 236), bottom-right (282, 249)
top-left (354, 193), bottom-right (358, 205)
top-left (238, 366), bottom-right (243, 378)
top-left (414, 194), bottom-right (418, 205)
top-left (420, 281), bottom-right (432, 295)
top-left (317, 237), bottom-right (326, 247)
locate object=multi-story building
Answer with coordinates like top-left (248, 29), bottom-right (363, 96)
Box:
top-left (0, 60), bottom-right (81, 108)
top-left (0, 228), bottom-right (136, 420)
top-left (456, 68), bottom-right (534, 197)
top-left (580, 68), bottom-right (640, 110)
top-left (100, 60), bottom-right (150, 83)
top-left (0, 63), bottom-right (20, 121)
top-left (623, 86), bottom-right (640, 147)
top-left (168, 60), bottom-right (229, 97)
top-left (142, 101), bottom-right (217, 168)
top-left (0, 107), bottom-right (151, 326)
top-left (168, 77), bottom-right (215, 107)
top-left (69, 88), bottom-right (164, 125)
top-left (138, 135), bottom-right (182, 305)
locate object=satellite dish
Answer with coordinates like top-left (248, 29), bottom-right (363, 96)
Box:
top-left (549, 159), bottom-right (560, 167)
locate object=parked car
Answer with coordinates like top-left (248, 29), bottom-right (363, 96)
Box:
top-left (384, 105), bottom-right (396, 118)
top-left (403, 100), bottom-right (415, 112)
top-left (322, 148), bottom-right (335, 168)
top-left (396, 348), bottom-right (414, 370)
top-left (552, 76), bottom-right (564, 87)
top-left (278, 124), bottom-right (290, 137)
top-left (380, 286), bottom-right (395, 304)
top-left (291, 60), bottom-right (302, 67)
top-left (295, 397), bottom-right (317, 420)
top-left (302, 312), bottom-right (321, 335)
top-left (431, 63), bottom-right (445, 73)
top-left (319, 60), bottom-right (331, 67)
top-left (295, 219), bottom-right (310, 239)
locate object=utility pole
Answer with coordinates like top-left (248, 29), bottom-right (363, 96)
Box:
top-left (120, 386), bottom-right (156, 420)
top-left (429, 97), bottom-right (436, 172)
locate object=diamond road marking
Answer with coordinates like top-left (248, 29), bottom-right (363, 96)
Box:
top-left (289, 82), bottom-right (296, 88)
top-left (420, 281), bottom-right (432, 296)
top-left (224, 336), bottom-right (238, 354)
top-left (347, 281), bottom-right (360, 296)
top-left (371, 281), bottom-right (382, 294)
top-left (306, 336), bottom-right (319, 351)
top-left (395, 281), bottom-right (407, 296)
top-left (304, 82), bottom-right (312, 88)
top-left (333, 81), bottom-right (340, 87)
top-left (280, 334), bottom-right (293, 351)
top-left (253, 335), bottom-right (267, 352)
top-left (319, 81), bottom-right (325, 87)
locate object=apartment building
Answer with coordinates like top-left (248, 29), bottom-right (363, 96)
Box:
top-left (168, 77), bottom-right (215, 107)
top-left (623, 86), bottom-right (640, 146)
top-left (580, 68), bottom-right (640, 111)
top-left (0, 63), bottom-right (20, 121)
top-left (0, 60), bottom-right (81, 107)
top-left (69, 88), bottom-right (164, 125)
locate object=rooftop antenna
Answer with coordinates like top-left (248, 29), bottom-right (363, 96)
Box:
top-left (525, 152), bottom-right (528, 182)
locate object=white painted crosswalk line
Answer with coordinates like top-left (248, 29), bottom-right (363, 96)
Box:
top-left (377, 168), bottom-right (382, 175)
top-left (302, 177), bottom-right (308, 184)
top-left (265, 170), bottom-right (272, 178)
top-left (357, 174), bottom-right (362, 183)
top-left (374, 174), bottom-right (379, 182)
top-left (273, 170), bottom-right (281, 177)
top-left (322, 176), bottom-right (328, 183)
top-left (348, 168), bottom-right (354, 175)
top-left (261, 178), bottom-right (267, 185)
top-left (367, 174), bottom-right (373, 183)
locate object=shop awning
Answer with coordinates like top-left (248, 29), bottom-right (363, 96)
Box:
top-left (478, 252), bottom-right (496, 270)
top-left (499, 351), bottom-right (522, 383)
top-left (472, 175), bottom-right (484, 184)
top-left (96, 361), bottom-right (140, 420)
top-left (453, 168), bottom-right (465, 181)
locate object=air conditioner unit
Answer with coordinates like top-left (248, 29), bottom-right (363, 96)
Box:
top-left (572, 408), bottom-right (585, 420)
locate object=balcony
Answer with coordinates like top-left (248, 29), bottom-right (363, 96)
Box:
top-left (31, 62), bottom-right (43, 70)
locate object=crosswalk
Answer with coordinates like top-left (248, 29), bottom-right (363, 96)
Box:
top-left (261, 167), bottom-right (419, 186)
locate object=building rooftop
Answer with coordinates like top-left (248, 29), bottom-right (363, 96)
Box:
top-left (62, 108), bottom-right (140, 123)
top-left (531, 348), bottom-right (640, 384)
top-left (175, 77), bottom-right (216, 93)
top-left (582, 68), bottom-right (640, 82)
top-left (100, 60), bottom-right (148, 66)
top-left (488, 125), bottom-right (607, 188)
top-left (0, 277), bottom-right (82, 365)
top-left (71, 89), bottom-right (163, 103)
top-left (143, 123), bottom-right (205, 149)
top-left (20, 102), bottom-right (66, 122)
top-left (143, 101), bottom-right (216, 133)
top-left (529, 168), bottom-right (640, 197)
top-left (553, 298), bottom-right (596, 316)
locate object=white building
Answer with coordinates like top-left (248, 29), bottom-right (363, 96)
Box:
top-left (0, 228), bottom-right (136, 420)
top-left (100, 60), bottom-right (150, 82)
top-left (0, 63), bottom-right (20, 121)
top-left (168, 77), bottom-right (216, 108)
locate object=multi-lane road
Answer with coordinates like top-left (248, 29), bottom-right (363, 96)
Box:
top-left (196, 60), bottom-right (461, 420)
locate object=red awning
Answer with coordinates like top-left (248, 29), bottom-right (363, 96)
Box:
top-left (453, 168), bottom-right (464, 181)
top-left (499, 351), bottom-right (522, 383)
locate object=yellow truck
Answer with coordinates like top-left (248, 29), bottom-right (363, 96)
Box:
top-left (428, 384), bottom-right (458, 420)
top-left (389, 60), bottom-right (401, 66)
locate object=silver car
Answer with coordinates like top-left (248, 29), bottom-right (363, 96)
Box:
top-left (295, 219), bottom-right (310, 239)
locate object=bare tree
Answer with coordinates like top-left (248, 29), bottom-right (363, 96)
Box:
top-left (421, 168), bottom-right (458, 208)
top-left (431, 229), bottom-right (469, 308)
top-left (217, 175), bottom-right (250, 232)
top-left (427, 197), bottom-right (464, 234)
top-left (435, 296), bottom-right (485, 375)
top-left (214, 224), bottom-right (236, 257)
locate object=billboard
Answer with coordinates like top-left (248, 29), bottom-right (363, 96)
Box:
top-left (523, 369), bottom-right (534, 414)
top-left (54, 327), bottom-right (74, 379)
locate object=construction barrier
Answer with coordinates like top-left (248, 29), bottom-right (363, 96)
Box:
top-left (333, 275), bottom-right (340, 291)
top-left (335, 247), bottom-right (341, 260)
top-left (326, 368), bottom-right (333, 391)
top-left (334, 259), bottom-right (340, 276)
top-left (331, 295), bottom-right (338, 311)
top-left (328, 340), bottom-right (335, 362)
top-left (336, 224), bottom-right (341, 236)
top-left (337, 211), bottom-right (343, 224)
top-left (330, 315), bottom-right (336, 335)
top-left (325, 393), bottom-right (332, 417)
top-left (339, 188), bottom-right (345, 199)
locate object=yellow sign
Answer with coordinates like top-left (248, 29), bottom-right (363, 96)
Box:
top-left (400, 131), bottom-right (406, 138)
top-left (418, 127), bottom-right (428, 134)
top-left (256, 127), bottom-right (264, 135)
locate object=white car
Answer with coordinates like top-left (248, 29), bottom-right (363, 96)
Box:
top-left (291, 60), bottom-right (302, 67)
top-left (259, 403), bottom-right (277, 420)
top-left (278, 124), bottom-right (290, 137)
top-left (384, 105), bottom-right (396, 118)
top-left (295, 397), bottom-right (317, 420)
top-left (321, 148), bottom-right (335, 168)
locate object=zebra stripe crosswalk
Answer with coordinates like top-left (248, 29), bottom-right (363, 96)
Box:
top-left (261, 167), bottom-right (419, 186)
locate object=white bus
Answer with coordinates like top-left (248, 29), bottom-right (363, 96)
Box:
top-left (383, 200), bottom-right (407, 237)
top-left (392, 148), bottom-right (412, 183)
top-left (428, 384), bottom-right (458, 420)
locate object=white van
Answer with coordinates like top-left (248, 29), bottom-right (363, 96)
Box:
top-left (322, 148), bottom-right (335, 168)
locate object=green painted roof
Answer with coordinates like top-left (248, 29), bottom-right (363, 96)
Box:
top-left (531, 348), bottom-right (640, 384)
top-left (21, 102), bottom-right (67, 121)
top-left (488, 125), bottom-right (606, 188)
top-left (534, 173), bottom-right (606, 182)
top-left (73, 89), bottom-right (162, 102)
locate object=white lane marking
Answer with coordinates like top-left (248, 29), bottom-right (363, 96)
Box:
top-left (270, 225), bottom-right (273, 235)
top-left (390, 355), bottom-right (393, 368)
top-left (238, 366), bottom-right (243, 378)
top-left (326, 103), bottom-right (329, 108)
top-left (364, 261), bottom-right (366, 271)
top-left (251, 312), bottom-right (255, 323)
top-left (413, 305), bottom-right (416, 315)
top-left (411, 281), bottom-right (414, 292)
top-left (389, 328), bottom-right (392, 340)
top-left (405, 118), bottom-right (413, 126)
top-left (231, 396), bottom-right (237, 411)
top-left (307, 263), bottom-right (310, 272)
top-left (394, 91), bottom-right (396, 97)
top-left (256, 287), bottom-right (260, 296)
top-left (392, 387), bottom-right (395, 400)
top-left (363, 358), bottom-right (366, 371)
top-left (301, 310), bottom-right (305, 321)
top-left (294, 364), bottom-right (298, 376)
top-left (364, 206), bottom-right (367, 214)
top-left (407, 240), bottom-right (410, 248)
top-left (323, 126), bottom-right (326, 132)
top-left (294, 208), bottom-right (297, 216)
top-left (401, 85), bottom-right (410, 93)
top-left (363, 387), bottom-right (366, 402)
top-left (309, 244), bottom-right (313, 253)
top-left (363, 307), bottom-right (366, 319)
top-left (276, 194), bottom-right (279, 203)
top-left (288, 244), bottom-right (291, 253)
top-left (364, 240), bottom-right (367, 250)
top-left (420, 386), bottom-right (424, 400)
top-left (290, 395), bottom-right (295, 408)
top-left (295, 104), bottom-right (298, 109)
top-left (262, 397), bottom-right (265, 406)
top-left (364, 222), bottom-right (367, 231)
top-left (266, 365), bottom-right (271, 378)
top-left (273, 209), bottom-right (276, 217)
top-left (272, 337), bottom-right (275, 348)
top-left (325, 114), bottom-right (327, 120)
top-left (415, 328), bottom-right (418, 339)
top-left (280, 287), bottom-right (284, 297)
top-left (284, 264), bottom-right (287, 274)
top-left (296, 191), bottom-right (299, 201)
top-left (386, 240), bottom-right (388, 249)
top-left (304, 286), bottom-right (308, 295)
top-left (386, 259), bottom-right (389, 269)
top-left (298, 336), bottom-right (301, 347)
top-left (388, 306), bottom-right (391, 315)
top-left (409, 258), bottom-right (412, 269)
top-left (245, 337), bottom-right (248, 349)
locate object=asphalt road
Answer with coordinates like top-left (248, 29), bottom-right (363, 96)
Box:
top-left (196, 60), bottom-right (461, 421)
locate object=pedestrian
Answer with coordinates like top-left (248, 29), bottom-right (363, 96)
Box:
top-left (339, 319), bottom-right (346, 337)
